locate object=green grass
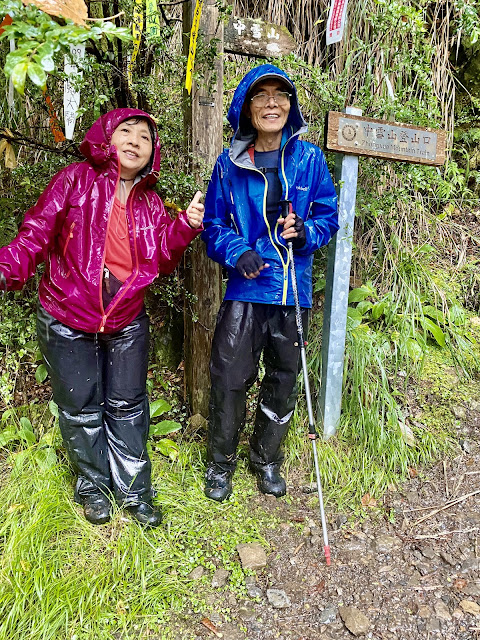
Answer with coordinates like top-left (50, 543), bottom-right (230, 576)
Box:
top-left (2, 315), bottom-right (479, 639)
top-left (0, 444), bottom-right (274, 640)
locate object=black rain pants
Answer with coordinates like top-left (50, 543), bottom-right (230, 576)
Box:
top-left (36, 303), bottom-right (151, 505)
top-left (207, 300), bottom-right (309, 473)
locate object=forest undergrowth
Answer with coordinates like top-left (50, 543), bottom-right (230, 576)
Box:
top-left (2, 0), bottom-right (480, 638)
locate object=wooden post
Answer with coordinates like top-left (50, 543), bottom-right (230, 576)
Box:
top-left (182, 4), bottom-right (296, 417)
top-left (183, 0), bottom-right (223, 416)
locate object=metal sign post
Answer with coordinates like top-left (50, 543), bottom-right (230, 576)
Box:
top-left (318, 106), bottom-right (361, 438)
top-left (318, 109), bottom-right (446, 438)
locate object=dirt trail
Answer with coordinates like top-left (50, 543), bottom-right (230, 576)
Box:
top-left (183, 421), bottom-right (480, 639)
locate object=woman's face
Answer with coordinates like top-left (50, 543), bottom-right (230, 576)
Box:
top-left (111, 119), bottom-right (153, 179)
top-left (245, 80), bottom-right (291, 138)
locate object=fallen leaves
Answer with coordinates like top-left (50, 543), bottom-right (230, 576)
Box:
top-left (309, 579), bottom-right (326, 595)
top-left (201, 617), bottom-right (223, 637)
top-left (0, 133), bottom-right (17, 169)
top-left (361, 493), bottom-right (377, 508)
top-left (22, 0), bottom-right (88, 25)
top-left (454, 578), bottom-right (468, 591)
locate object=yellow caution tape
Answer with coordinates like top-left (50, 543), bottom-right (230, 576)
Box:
top-left (163, 200), bottom-right (182, 212)
top-left (128, 0), bottom-right (144, 87)
top-left (185, 0), bottom-right (204, 95)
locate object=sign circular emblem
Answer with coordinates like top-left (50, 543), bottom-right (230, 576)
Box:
top-left (341, 124), bottom-right (356, 142)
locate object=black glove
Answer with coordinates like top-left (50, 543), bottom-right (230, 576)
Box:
top-left (0, 271), bottom-right (6, 294)
top-left (290, 214), bottom-right (306, 250)
top-left (236, 250), bottom-right (264, 277)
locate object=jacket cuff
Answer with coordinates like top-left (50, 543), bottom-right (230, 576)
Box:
top-left (178, 210), bottom-right (203, 237)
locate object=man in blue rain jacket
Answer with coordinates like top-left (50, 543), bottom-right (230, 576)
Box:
top-left (201, 64), bottom-right (339, 501)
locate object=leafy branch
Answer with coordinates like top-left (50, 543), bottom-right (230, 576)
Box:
top-left (0, 129), bottom-right (82, 159)
top-left (0, 0), bottom-right (131, 95)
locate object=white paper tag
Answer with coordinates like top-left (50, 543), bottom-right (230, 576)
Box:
top-left (326, 0), bottom-right (349, 45)
top-left (64, 44), bottom-right (85, 140)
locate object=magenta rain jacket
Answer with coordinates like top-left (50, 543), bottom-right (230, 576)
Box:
top-left (0, 108), bottom-right (200, 334)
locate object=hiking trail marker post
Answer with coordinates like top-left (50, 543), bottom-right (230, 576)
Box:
top-left (183, 0), bottom-right (295, 416)
top-left (318, 109), bottom-right (446, 437)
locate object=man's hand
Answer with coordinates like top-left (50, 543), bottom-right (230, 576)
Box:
top-left (236, 251), bottom-right (269, 279)
top-left (186, 191), bottom-right (204, 229)
top-left (278, 212), bottom-right (306, 249)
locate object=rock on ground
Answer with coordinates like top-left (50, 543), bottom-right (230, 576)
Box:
top-left (182, 407), bottom-right (480, 640)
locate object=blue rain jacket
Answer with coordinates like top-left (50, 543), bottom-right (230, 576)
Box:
top-left (202, 64), bottom-right (339, 308)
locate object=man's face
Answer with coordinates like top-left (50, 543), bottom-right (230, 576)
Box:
top-left (246, 80), bottom-right (291, 137)
top-left (111, 119), bottom-right (153, 179)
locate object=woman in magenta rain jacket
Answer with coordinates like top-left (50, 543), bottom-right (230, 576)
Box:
top-left (0, 108), bottom-right (204, 526)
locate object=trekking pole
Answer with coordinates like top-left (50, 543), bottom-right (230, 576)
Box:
top-left (281, 201), bottom-right (331, 566)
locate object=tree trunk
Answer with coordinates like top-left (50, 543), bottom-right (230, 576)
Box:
top-left (183, 0), bottom-right (224, 417)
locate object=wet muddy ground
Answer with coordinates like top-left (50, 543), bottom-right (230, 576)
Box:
top-left (4, 367), bottom-right (480, 639)
top-left (178, 417), bottom-right (480, 640)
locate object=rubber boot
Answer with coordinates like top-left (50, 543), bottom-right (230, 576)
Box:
top-left (204, 464), bottom-right (233, 502)
top-left (82, 493), bottom-right (112, 525)
top-left (126, 501), bottom-right (162, 527)
top-left (252, 463), bottom-right (286, 497)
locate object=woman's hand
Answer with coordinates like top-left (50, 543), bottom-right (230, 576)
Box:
top-left (186, 191), bottom-right (205, 229)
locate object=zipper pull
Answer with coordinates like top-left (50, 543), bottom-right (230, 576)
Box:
top-left (99, 315), bottom-right (107, 333)
top-left (103, 267), bottom-right (111, 294)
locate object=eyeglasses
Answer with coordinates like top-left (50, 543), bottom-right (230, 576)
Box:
top-left (250, 91), bottom-right (292, 107)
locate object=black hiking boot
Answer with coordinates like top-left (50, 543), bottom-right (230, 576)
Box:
top-left (126, 501), bottom-right (163, 527)
top-left (253, 464), bottom-right (286, 497)
top-left (82, 493), bottom-right (112, 525)
top-left (204, 465), bottom-right (233, 502)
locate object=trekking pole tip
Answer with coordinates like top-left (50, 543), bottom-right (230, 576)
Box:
top-left (324, 545), bottom-right (331, 566)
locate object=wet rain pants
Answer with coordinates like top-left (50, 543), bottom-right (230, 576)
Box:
top-left (207, 301), bottom-right (309, 472)
top-left (36, 303), bottom-right (152, 505)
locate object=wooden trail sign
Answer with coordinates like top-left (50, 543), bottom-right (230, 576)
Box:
top-left (319, 108), bottom-right (447, 438)
top-left (327, 111), bottom-right (446, 166)
top-left (224, 17), bottom-right (295, 58)
top-left (183, 0), bottom-right (295, 416)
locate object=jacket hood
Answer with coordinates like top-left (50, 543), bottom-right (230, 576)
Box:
top-left (79, 108), bottom-right (161, 185)
top-left (227, 64), bottom-right (307, 141)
